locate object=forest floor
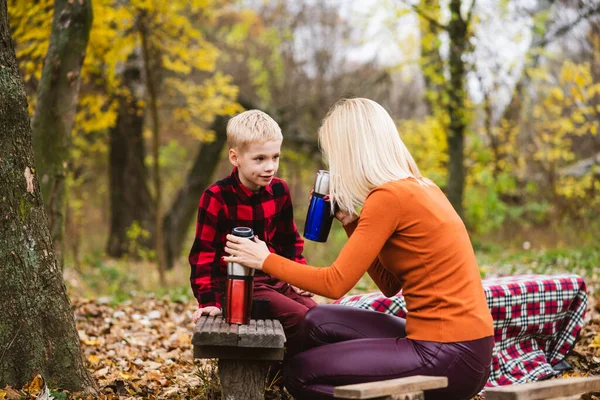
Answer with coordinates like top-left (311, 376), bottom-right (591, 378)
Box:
top-left (0, 291), bottom-right (599, 400)
top-left (2, 246), bottom-right (600, 399)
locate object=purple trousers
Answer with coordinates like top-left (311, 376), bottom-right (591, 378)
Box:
top-left (253, 280), bottom-right (317, 356)
top-left (284, 305), bottom-right (494, 400)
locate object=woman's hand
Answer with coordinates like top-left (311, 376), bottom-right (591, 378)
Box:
top-left (334, 207), bottom-right (359, 226)
top-left (223, 235), bottom-right (271, 270)
top-left (309, 189), bottom-right (358, 226)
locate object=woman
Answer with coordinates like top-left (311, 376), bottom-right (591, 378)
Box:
top-left (223, 98), bottom-right (494, 400)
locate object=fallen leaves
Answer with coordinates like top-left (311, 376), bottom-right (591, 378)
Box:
top-left (11, 289), bottom-right (600, 399)
top-left (69, 294), bottom-right (217, 399)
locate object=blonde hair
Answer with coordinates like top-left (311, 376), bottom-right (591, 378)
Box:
top-left (227, 110), bottom-right (283, 151)
top-left (318, 98), bottom-right (433, 213)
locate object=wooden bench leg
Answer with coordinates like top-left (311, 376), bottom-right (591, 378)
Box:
top-left (218, 359), bottom-right (269, 400)
top-left (374, 392), bottom-right (423, 400)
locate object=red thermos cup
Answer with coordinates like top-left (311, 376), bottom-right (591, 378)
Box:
top-left (225, 227), bottom-right (255, 325)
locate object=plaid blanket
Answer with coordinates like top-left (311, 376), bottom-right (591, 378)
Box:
top-left (334, 274), bottom-right (587, 388)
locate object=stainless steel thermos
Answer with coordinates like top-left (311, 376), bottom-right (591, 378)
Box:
top-left (304, 170), bottom-right (334, 242)
top-left (225, 227), bottom-right (255, 325)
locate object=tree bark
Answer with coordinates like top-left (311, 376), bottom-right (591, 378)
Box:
top-left (139, 16), bottom-right (166, 285)
top-left (162, 98), bottom-right (254, 270)
top-left (106, 59), bottom-right (154, 258)
top-left (31, 0), bottom-right (93, 268)
top-left (445, 0), bottom-right (469, 217)
top-left (0, 0), bottom-right (96, 391)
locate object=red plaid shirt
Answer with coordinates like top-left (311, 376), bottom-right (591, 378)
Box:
top-left (189, 167), bottom-right (306, 308)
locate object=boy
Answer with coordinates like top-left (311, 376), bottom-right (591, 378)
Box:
top-left (189, 109), bottom-right (316, 356)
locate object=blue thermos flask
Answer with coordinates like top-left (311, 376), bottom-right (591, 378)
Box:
top-left (304, 170), bottom-right (334, 242)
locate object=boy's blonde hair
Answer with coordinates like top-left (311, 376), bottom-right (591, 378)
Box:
top-left (227, 110), bottom-right (283, 151)
top-left (318, 97), bottom-right (433, 214)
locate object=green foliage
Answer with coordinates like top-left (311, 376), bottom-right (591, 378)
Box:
top-left (155, 286), bottom-right (193, 304)
top-left (50, 390), bottom-right (68, 400)
top-left (397, 116), bottom-right (448, 186)
top-left (477, 246), bottom-right (600, 281)
top-left (80, 253), bottom-right (139, 302)
top-left (125, 221), bottom-right (153, 261)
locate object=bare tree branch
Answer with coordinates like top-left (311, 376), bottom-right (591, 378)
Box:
top-left (465, 0), bottom-right (477, 28)
top-left (533, 2), bottom-right (600, 48)
top-left (399, 0), bottom-right (448, 31)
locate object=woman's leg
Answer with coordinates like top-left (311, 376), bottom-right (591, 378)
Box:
top-left (284, 336), bottom-right (494, 400)
top-left (303, 304), bottom-right (406, 349)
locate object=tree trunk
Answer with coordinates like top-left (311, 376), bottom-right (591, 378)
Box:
top-left (31, 0), bottom-right (93, 268)
top-left (139, 16), bottom-right (166, 285)
top-left (162, 98), bottom-right (254, 270)
top-left (420, 0), bottom-right (446, 116)
top-left (106, 59), bottom-right (154, 258)
top-left (162, 115), bottom-right (228, 269)
top-left (445, 0), bottom-right (468, 217)
top-left (0, 1), bottom-right (96, 391)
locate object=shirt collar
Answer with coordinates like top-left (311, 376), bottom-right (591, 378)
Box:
top-left (231, 167), bottom-right (274, 197)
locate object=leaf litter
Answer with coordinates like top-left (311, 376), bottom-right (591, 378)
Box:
top-left (3, 292), bottom-right (600, 399)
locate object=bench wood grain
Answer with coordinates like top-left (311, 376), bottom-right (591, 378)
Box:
top-left (334, 376), bottom-right (448, 399)
top-left (485, 377), bottom-right (600, 400)
top-left (193, 316), bottom-right (286, 400)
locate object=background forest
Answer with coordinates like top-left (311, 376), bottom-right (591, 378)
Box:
top-left (2, 0), bottom-right (600, 398)
top-left (9, 0), bottom-right (600, 299)
top-left (8, 0), bottom-right (600, 299)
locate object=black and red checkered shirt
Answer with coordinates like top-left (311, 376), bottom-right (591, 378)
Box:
top-left (189, 167), bottom-right (306, 308)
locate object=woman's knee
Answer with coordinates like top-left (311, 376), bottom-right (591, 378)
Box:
top-left (304, 304), bottom-right (338, 328)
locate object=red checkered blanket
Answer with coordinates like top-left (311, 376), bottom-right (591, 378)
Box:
top-left (334, 274), bottom-right (587, 389)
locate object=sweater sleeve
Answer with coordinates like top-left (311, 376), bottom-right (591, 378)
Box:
top-left (263, 187), bottom-right (400, 299)
top-left (344, 217), bottom-right (402, 296)
top-left (367, 260), bottom-right (402, 297)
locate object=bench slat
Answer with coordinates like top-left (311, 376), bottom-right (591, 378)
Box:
top-left (334, 376), bottom-right (448, 399)
top-left (485, 377), bottom-right (600, 400)
top-left (193, 316), bottom-right (285, 351)
top-left (239, 320), bottom-right (285, 348)
top-left (265, 319), bottom-right (274, 336)
top-left (193, 317), bottom-right (238, 346)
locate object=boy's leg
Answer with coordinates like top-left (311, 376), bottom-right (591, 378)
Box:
top-left (302, 304), bottom-right (406, 349)
top-left (253, 283), bottom-right (315, 356)
top-left (276, 282), bottom-right (318, 309)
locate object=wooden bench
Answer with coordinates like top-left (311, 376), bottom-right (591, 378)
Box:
top-left (334, 375), bottom-right (448, 400)
top-left (485, 376), bottom-right (600, 400)
top-left (193, 315), bottom-right (286, 400)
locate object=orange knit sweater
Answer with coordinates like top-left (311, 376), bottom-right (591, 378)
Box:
top-left (263, 178), bottom-right (494, 343)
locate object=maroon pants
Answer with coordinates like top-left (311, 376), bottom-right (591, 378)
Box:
top-left (284, 305), bottom-right (494, 400)
top-left (253, 280), bottom-right (317, 356)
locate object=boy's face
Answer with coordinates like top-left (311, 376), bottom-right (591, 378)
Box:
top-left (229, 140), bottom-right (282, 191)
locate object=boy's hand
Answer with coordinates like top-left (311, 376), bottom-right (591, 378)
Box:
top-left (292, 285), bottom-right (314, 297)
top-left (192, 306), bottom-right (222, 323)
